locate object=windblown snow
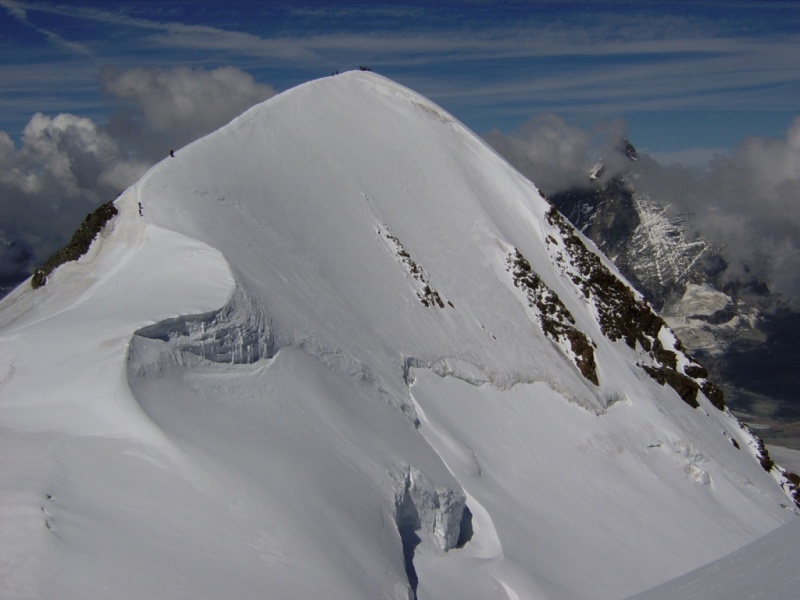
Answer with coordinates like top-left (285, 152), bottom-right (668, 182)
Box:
top-left (1, 71), bottom-right (796, 600)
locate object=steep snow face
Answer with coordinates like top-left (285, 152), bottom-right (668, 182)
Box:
top-left (1, 72), bottom-right (797, 600)
top-left (139, 71), bottom-right (604, 402)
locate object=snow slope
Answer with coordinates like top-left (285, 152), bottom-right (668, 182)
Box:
top-left (1, 71), bottom-right (796, 600)
top-left (625, 517), bottom-right (800, 600)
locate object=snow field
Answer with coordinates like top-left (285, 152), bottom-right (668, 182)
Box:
top-left (1, 71), bottom-right (796, 600)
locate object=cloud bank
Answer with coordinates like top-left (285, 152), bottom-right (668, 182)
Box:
top-left (485, 115), bottom-right (800, 308)
top-left (0, 65), bottom-right (275, 294)
top-left (0, 113), bottom-right (144, 292)
top-left (483, 115), bottom-right (631, 193)
top-left (681, 118), bottom-right (800, 304)
top-left (99, 66), bottom-right (277, 156)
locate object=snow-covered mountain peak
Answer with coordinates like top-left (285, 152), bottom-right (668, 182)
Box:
top-left (1, 71), bottom-right (797, 600)
top-left (136, 70), bottom-right (611, 404)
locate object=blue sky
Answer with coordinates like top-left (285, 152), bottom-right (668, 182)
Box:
top-left (2, 0), bottom-right (799, 156)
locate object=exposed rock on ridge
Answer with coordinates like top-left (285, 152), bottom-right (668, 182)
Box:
top-left (543, 204), bottom-right (724, 410)
top-left (507, 247), bottom-right (598, 385)
top-left (31, 201), bottom-right (118, 289)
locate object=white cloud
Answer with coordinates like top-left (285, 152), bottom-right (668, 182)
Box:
top-left (100, 66), bottom-right (277, 151)
top-left (0, 65), bottom-right (276, 292)
top-left (0, 112), bottom-right (148, 244)
top-left (696, 117), bottom-right (800, 302)
top-left (2, 1), bottom-right (315, 60)
top-left (486, 114), bottom-right (800, 307)
top-left (484, 113), bottom-right (627, 193)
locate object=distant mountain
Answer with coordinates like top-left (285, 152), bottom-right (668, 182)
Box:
top-left (551, 170), bottom-right (708, 311)
top-left (1, 72), bottom-right (797, 600)
top-left (548, 147), bottom-right (800, 431)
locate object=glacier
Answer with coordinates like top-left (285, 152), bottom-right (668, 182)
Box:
top-left (0, 71), bottom-right (797, 600)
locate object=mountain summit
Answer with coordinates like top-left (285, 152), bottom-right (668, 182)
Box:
top-left (1, 71), bottom-right (796, 600)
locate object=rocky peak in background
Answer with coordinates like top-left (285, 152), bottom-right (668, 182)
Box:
top-left (549, 144), bottom-right (797, 445)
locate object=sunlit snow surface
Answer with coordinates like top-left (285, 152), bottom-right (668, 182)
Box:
top-left (1, 72), bottom-right (796, 600)
top-left (625, 517), bottom-right (800, 600)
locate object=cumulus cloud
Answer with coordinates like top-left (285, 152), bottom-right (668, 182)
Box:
top-left (0, 229), bottom-right (34, 296)
top-left (685, 118), bottom-right (800, 304)
top-left (100, 66), bottom-right (277, 157)
top-left (623, 120), bottom-right (800, 307)
top-left (486, 114), bottom-right (800, 308)
top-left (0, 66), bottom-right (276, 295)
top-left (484, 115), bottom-right (592, 194)
top-left (0, 114), bottom-right (148, 279)
top-left (484, 114), bottom-right (629, 195)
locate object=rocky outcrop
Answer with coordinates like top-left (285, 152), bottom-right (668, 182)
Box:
top-left (381, 226), bottom-right (451, 308)
top-left (31, 201), bottom-right (118, 289)
top-left (544, 205), bottom-right (724, 410)
top-left (507, 248), bottom-right (598, 385)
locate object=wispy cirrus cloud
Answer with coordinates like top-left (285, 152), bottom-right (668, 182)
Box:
top-left (2, 1), bottom-right (799, 130)
top-left (0, 0), bottom-right (94, 56)
top-left (5, 2), bottom-right (799, 70)
top-left (1, 1), bottom-right (316, 60)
